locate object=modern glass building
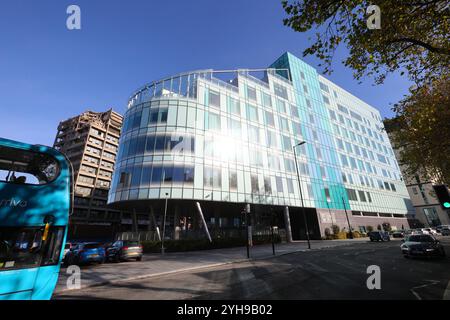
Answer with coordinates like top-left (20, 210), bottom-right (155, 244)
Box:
top-left (108, 52), bottom-right (411, 240)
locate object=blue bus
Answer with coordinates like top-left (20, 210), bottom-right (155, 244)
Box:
top-left (0, 137), bottom-right (72, 300)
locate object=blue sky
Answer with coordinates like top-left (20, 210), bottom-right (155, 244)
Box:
top-left (0, 0), bottom-right (412, 147)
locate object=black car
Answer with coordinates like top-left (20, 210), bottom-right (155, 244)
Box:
top-left (106, 240), bottom-right (143, 262)
top-left (401, 234), bottom-right (446, 259)
top-left (368, 231), bottom-right (390, 242)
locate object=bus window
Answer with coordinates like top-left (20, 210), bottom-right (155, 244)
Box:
top-left (0, 146), bottom-right (60, 185)
top-left (0, 227), bottom-right (43, 270)
top-left (41, 227), bottom-right (64, 266)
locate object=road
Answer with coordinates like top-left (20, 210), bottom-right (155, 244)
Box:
top-left (54, 237), bottom-right (450, 300)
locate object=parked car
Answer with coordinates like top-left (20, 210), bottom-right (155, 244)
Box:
top-left (106, 240), bottom-right (143, 262)
top-left (411, 229), bottom-right (424, 235)
top-left (64, 242), bottom-right (106, 266)
top-left (401, 234), bottom-right (446, 259)
top-left (392, 231), bottom-right (405, 238)
top-left (436, 225), bottom-right (450, 234)
top-left (420, 228), bottom-right (434, 235)
top-left (441, 227), bottom-right (450, 236)
top-left (368, 231), bottom-right (391, 242)
top-left (62, 242), bottom-right (75, 261)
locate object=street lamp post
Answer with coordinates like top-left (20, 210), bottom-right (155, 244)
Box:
top-left (161, 192), bottom-right (169, 255)
top-left (293, 141), bottom-right (311, 249)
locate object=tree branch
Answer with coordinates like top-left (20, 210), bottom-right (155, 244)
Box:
top-left (387, 37), bottom-right (450, 55)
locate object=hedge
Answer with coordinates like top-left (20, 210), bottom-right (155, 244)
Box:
top-left (323, 231), bottom-right (367, 240)
top-left (141, 234), bottom-right (281, 253)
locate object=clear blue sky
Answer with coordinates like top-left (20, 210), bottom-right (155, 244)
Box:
top-left (0, 0), bottom-right (412, 147)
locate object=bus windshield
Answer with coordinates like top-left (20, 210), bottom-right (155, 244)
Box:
top-left (0, 226), bottom-right (65, 271)
top-left (0, 227), bottom-right (43, 270)
top-left (0, 146), bottom-right (60, 185)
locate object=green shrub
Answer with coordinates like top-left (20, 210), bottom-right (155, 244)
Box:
top-left (366, 225), bottom-right (374, 233)
top-left (349, 231), bottom-right (361, 238)
top-left (334, 231), bottom-right (347, 240)
top-left (331, 225), bottom-right (340, 235)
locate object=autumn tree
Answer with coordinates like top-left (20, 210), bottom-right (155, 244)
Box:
top-left (384, 77), bottom-right (450, 185)
top-left (281, 0), bottom-right (450, 85)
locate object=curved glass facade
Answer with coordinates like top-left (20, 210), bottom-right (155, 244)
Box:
top-left (109, 52), bottom-right (411, 235)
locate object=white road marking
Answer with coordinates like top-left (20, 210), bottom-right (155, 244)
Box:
top-left (410, 280), bottom-right (440, 300)
top-left (443, 280), bottom-right (450, 300)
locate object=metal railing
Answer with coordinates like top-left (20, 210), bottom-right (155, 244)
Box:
top-left (116, 227), bottom-right (286, 242)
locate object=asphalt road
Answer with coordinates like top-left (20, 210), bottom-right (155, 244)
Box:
top-left (54, 237), bottom-right (450, 300)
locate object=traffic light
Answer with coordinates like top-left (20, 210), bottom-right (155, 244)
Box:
top-left (433, 185), bottom-right (450, 210)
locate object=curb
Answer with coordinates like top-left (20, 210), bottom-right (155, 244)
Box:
top-left (53, 240), bottom-right (363, 295)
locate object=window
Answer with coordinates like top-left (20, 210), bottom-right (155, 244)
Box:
top-left (287, 178), bottom-right (294, 194)
top-left (78, 175), bottom-right (94, 185)
top-left (262, 92), bottom-right (272, 107)
top-left (319, 82), bottom-right (329, 92)
top-left (228, 97), bottom-right (240, 115)
top-left (292, 122), bottom-right (302, 135)
top-left (307, 184), bottom-right (314, 199)
top-left (305, 99), bottom-right (312, 108)
top-left (340, 154), bottom-right (349, 167)
top-left (204, 167), bottom-right (221, 188)
top-left (366, 192), bottom-right (372, 202)
top-left (209, 89), bottom-right (220, 107)
top-left (329, 110), bottom-right (337, 121)
top-left (282, 135), bottom-right (291, 151)
top-left (149, 108), bottom-right (168, 124)
top-left (247, 86), bottom-right (257, 101)
top-left (336, 138), bottom-right (344, 150)
top-left (338, 104), bottom-right (348, 114)
top-left (349, 157), bottom-right (357, 170)
top-left (229, 171), bottom-right (237, 190)
top-left (273, 83), bottom-right (288, 99)
top-left (248, 125), bottom-right (259, 144)
top-left (265, 111), bottom-right (275, 126)
top-left (206, 112), bottom-right (221, 131)
top-left (275, 176), bottom-right (283, 192)
top-left (267, 130), bottom-right (278, 148)
top-left (251, 174), bottom-right (259, 193)
top-left (290, 104), bottom-right (299, 118)
top-left (279, 117), bottom-right (290, 132)
top-left (346, 188), bottom-right (358, 201)
top-left (276, 99), bottom-right (287, 113)
top-left (303, 85), bottom-right (309, 94)
top-left (75, 186), bottom-right (91, 196)
top-left (0, 146), bottom-right (61, 185)
top-left (320, 166), bottom-right (326, 179)
top-left (358, 190), bottom-right (367, 202)
top-left (324, 188), bottom-right (331, 201)
top-left (246, 103), bottom-right (259, 122)
top-left (322, 95), bottom-right (330, 104)
top-left (0, 227), bottom-right (64, 270)
top-left (284, 158), bottom-right (295, 172)
top-left (264, 177), bottom-right (272, 194)
top-left (228, 118), bottom-right (241, 138)
top-left (312, 129), bottom-right (319, 141)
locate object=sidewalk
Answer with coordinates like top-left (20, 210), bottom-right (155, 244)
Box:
top-left (54, 238), bottom-right (367, 294)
